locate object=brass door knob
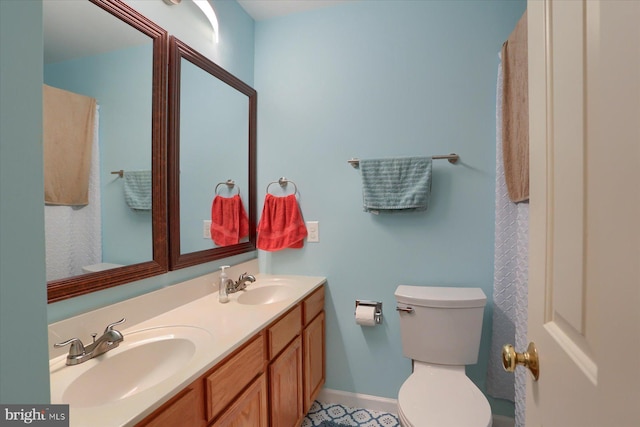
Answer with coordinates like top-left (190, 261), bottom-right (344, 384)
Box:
top-left (502, 342), bottom-right (540, 381)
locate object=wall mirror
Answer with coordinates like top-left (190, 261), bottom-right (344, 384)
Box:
top-left (168, 36), bottom-right (257, 269)
top-left (44, 0), bottom-right (168, 303)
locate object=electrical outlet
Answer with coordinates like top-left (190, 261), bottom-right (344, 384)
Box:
top-left (306, 221), bottom-right (319, 242)
top-left (203, 220), bottom-right (211, 239)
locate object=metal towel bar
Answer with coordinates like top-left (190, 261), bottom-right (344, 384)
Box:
top-left (347, 153), bottom-right (459, 168)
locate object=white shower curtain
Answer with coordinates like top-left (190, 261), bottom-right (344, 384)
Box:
top-left (45, 106), bottom-right (102, 281)
top-left (487, 58), bottom-right (529, 427)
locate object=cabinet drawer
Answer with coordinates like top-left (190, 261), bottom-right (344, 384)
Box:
top-left (268, 305), bottom-right (301, 359)
top-left (139, 382), bottom-right (204, 427)
top-left (206, 334), bottom-right (265, 422)
top-left (302, 286), bottom-right (325, 326)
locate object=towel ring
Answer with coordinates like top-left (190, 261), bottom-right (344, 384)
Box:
top-left (215, 179), bottom-right (240, 195)
top-left (266, 177), bottom-right (298, 195)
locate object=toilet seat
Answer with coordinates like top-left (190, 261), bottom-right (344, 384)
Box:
top-left (397, 364), bottom-right (492, 427)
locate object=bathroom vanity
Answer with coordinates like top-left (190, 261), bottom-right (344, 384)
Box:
top-left (138, 286), bottom-right (325, 427)
top-left (48, 268), bottom-right (326, 427)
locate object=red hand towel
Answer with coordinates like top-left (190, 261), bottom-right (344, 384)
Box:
top-left (210, 194), bottom-right (249, 246)
top-left (257, 194), bottom-right (308, 251)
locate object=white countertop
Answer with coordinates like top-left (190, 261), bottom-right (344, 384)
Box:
top-left (49, 273), bottom-right (326, 426)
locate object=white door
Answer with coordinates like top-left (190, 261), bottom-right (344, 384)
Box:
top-left (524, 0), bottom-right (640, 425)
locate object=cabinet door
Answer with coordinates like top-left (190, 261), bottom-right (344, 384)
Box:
top-left (269, 336), bottom-right (303, 427)
top-left (303, 311), bottom-right (325, 413)
top-left (213, 374), bottom-right (268, 427)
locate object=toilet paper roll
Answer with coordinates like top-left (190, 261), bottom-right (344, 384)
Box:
top-left (355, 305), bottom-right (377, 326)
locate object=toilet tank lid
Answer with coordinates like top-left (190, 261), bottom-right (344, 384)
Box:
top-left (394, 285), bottom-right (487, 308)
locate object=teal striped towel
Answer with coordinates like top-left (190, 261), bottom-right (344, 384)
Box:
top-left (123, 170), bottom-right (152, 211)
top-left (360, 156), bottom-right (432, 213)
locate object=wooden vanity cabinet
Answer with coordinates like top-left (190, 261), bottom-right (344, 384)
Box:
top-left (302, 286), bottom-right (326, 413)
top-left (267, 306), bottom-right (304, 427)
top-left (205, 334), bottom-right (265, 423)
top-left (212, 373), bottom-right (268, 427)
top-left (137, 334), bottom-right (266, 427)
top-left (137, 380), bottom-right (205, 427)
top-left (136, 284), bottom-right (325, 427)
top-left (267, 285), bottom-right (326, 426)
top-left (303, 311), bottom-right (325, 412)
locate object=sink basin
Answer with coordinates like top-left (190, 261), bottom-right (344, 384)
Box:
top-left (50, 326), bottom-right (213, 408)
top-left (236, 280), bottom-right (295, 305)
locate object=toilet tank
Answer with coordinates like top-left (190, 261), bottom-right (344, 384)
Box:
top-left (395, 285), bottom-right (487, 366)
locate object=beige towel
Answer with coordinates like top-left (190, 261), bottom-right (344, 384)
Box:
top-left (501, 11), bottom-right (529, 203)
top-left (43, 84), bottom-right (96, 206)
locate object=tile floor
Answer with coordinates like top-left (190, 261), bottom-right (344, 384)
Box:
top-left (302, 400), bottom-right (400, 427)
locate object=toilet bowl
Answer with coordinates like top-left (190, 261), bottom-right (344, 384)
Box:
top-left (82, 262), bottom-right (124, 273)
top-left (397, 363), bottom-right (492, 427)
top-left (394, 285), bottom-right (492, 427)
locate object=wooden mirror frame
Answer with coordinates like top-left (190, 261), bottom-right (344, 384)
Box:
top-left (168, 36), bottom-right (257, 270)
top-left (47, 0), bottom-right (168, 303)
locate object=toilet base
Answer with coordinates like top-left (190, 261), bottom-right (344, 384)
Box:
top-left (397, 363), bottom-right (492, 427)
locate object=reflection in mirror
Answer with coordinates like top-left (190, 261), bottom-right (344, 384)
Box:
top-left (168, 36), bottom-right (257, 270)
top-left (45, 0), bottom-right (168, 303)
top-left (179, 58), bottom-right (250, 253)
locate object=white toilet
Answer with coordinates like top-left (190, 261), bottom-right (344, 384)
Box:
top-left (81, 262), bottom-right (124, 273)
top-left (394, 285), bottom-right (492, 427)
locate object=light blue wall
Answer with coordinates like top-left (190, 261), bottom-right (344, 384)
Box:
top-left (0, 0), bottom-right (50, 403)
top-left (45, 44), bottom-right (154, 266)
top-left (0, 0), bottom-right (525, 416)
top-left (255, 0), bottom-right (525, 417)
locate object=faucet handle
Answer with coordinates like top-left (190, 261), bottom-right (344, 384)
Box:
top-left (238, 272), bottom-right (255, 281)
top-left (104, 318), bottom-right (126, 334)
top-left (54, 338), bottom-right (85, 357)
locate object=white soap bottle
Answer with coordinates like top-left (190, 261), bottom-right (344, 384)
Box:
top-left (219, 265), bottom-right (230, 303)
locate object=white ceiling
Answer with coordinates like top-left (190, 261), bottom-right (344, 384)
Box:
top-left (236, 0), bottom-right (349, 21)
top-left (44, 0), bottom-right (150, 64)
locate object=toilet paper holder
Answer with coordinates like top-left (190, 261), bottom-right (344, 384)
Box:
top-left (355, 300), bottom-right (383, 324)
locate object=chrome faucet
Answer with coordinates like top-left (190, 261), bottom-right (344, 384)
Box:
top-left (54, 318), bottom-right (126, 366)
top-left (226, 272), bottom-right (256, 294)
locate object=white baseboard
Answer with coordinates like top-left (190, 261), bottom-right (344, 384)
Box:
top-left (316, 388), bottom-right (515, 427)
top-left (316, 388), bottom-right (398, 415)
